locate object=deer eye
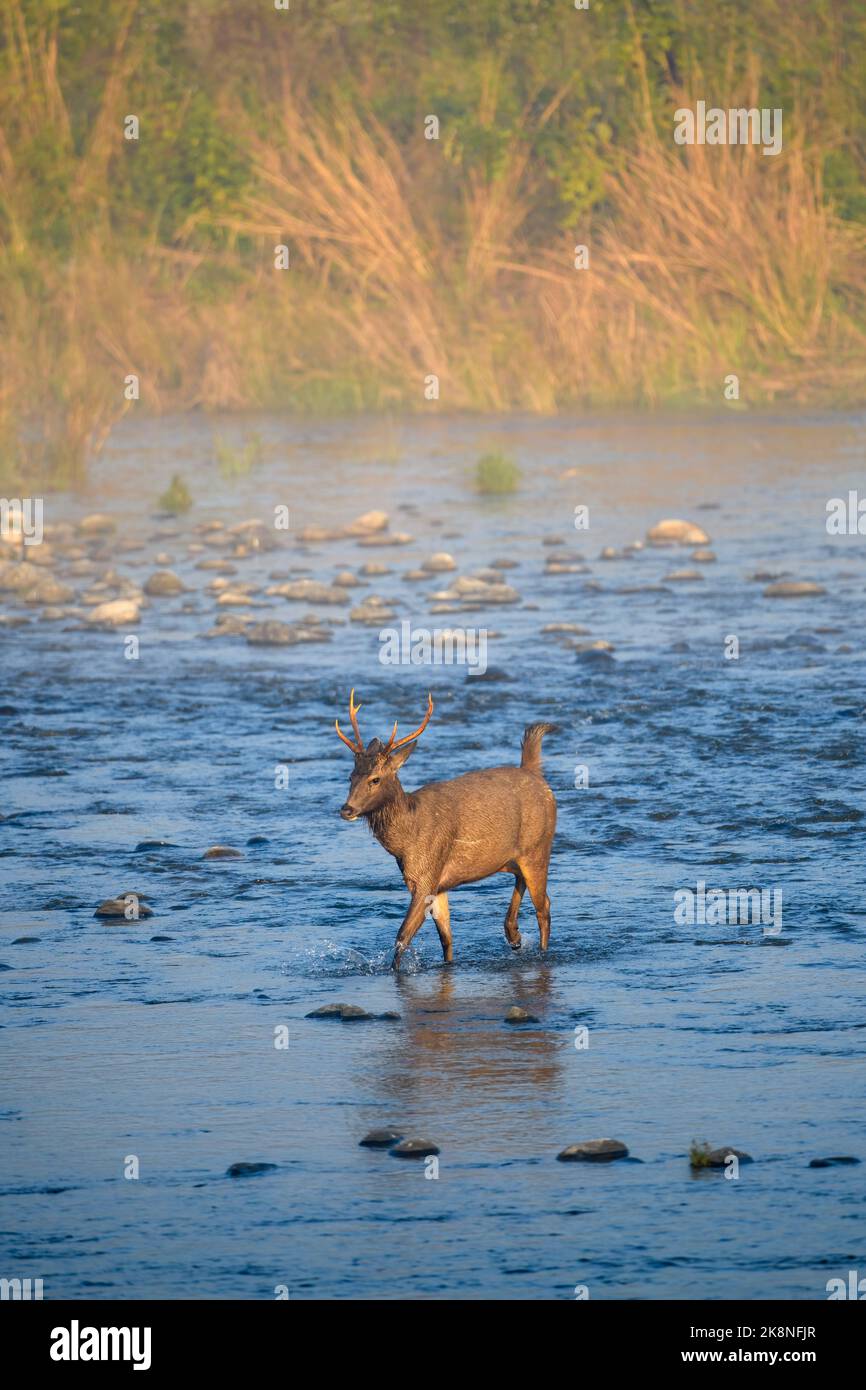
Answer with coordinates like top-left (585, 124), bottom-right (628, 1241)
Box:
top-left (368, 775), bottom-right (381, 786)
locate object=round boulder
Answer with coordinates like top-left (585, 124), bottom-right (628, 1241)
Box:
top-left (647, 519), bottom-right (710, 546)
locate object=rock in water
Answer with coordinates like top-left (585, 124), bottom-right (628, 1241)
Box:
top-left (78, 513), bottom-right (116, 535)
top-left (359, 1128), bottom-right (404, 1148)
top-left (344, 510), bottom-right (389, 536)
top-left (422, 552), bottom-right (457, 573)
top-left (390, 1138), bottom-right (440, 1158)
top-left (557, 1139), bottom-right (629, 1162)
top-left (245, 621), bottom-right (300, 645)
top-left (202, 845), bottom-right (244, 859)
top-left (95, 897), bottom-right (153, 920)
top-left (647, 518), bottom-right (710, 546)
top-left (809, 1156), bottom-right (860, 1168)
top-left (226, 1162), bottom-right (277, 1178)
top-left (504, 1006), bottom-right (540, 1024)
top-left (305, 1003), bottom-right (373, 1021)
top-left (144, 570), bottom-right (185, 596)
top-left (763, 581), bottom-right (826, 598)
top-left (86, 599), bottom-right (140, 626)
top-left (692, 1146), bottom-right (753, 1168)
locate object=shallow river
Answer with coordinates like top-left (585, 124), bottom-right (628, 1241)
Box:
top-left (1, 412), bottom-right (864, 1299)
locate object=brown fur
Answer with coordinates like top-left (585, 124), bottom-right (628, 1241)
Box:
top-left (338, 703), bottom-right (557, 969)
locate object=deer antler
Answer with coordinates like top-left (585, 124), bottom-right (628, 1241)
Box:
top-left (335, 688), bottom-right (365, 753)
top-left (384, 692), bottom-right (434, 754)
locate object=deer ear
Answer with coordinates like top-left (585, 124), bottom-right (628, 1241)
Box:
top-left (388, 742), bottom-right (416, 771)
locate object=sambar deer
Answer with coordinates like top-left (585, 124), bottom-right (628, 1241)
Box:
top-left (336, 690), bottom-right (557, 970)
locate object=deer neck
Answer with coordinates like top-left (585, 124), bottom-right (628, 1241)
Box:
top-left (367, 780), bottom-right (413, 857)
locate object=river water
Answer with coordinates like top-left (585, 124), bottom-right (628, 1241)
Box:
top-left (1, 412), bottom-right (864, 1299)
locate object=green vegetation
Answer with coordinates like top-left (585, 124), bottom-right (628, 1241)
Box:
top-left (1, 0), bottom-right (865, 483)
top-left (474, 451), bottom-right (521, 495)
top-left (215, 433), bottom-right (264, 479)
top-left (157, 474), bottom-right (192, 514)
top-left (689, 1141), bottom-right (712, 1169)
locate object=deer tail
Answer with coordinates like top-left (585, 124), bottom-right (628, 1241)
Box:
top-left (520, 722), bottom-right (558, 776)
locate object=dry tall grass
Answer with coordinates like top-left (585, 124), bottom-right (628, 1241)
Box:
top-left (1, 2), bottom-right (864, 486)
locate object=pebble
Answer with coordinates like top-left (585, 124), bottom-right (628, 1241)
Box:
top-left (647, 518), bottom-right (710, 546)
top-left (217, 591), bottom-right (255, 606)
top-left (557, 1139), bottom-right (629, 1162)
top-left (433, 577), bottom-right (520, 605)
top-left (421, 553), bottom-right (457, 573)
top-left (691, 1146), bottom-right (753, 1168)
top-left (305, 1003), bottom-right (400, 1022)
top-left (808, 1156), bottom-right (860, 1168)
top-left (196, 558), bottom-right (236, 572)
top-left (144, 571), bottom-right (185, 596)
top-left (306, 1003), bottom-right (372, 1020)
top-left (245, 621), bottom-right (300, 645)
top-left (266, 580), bottom-right (347, 605)
top-left (78, 513), bottom-right (116, 535)
top-left (663, 569), bottom-right (704, 582)
top-left (763, 581), bottom-right (826, 598)
top-left (350, 602), bottom-right (398, 625)
top-left (95, 897), bottom-right (154, 919)
top-left (356, 532), bottom-right (413, 548)
top-left (359, 1128), bottom-right (404, 1148)
top-left (344, 510), bottom-right (389, 536)
top-left (204, 615), bottom-right (252, 638)
top-left (86, 599), bottom-right (140, 626)
top-left (390, 1138), bottom-right (440, 1158)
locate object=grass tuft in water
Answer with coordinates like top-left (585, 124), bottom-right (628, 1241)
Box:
top-left (474, 451), bottom-right (520, 495)
top-left (215, 433), bottom-right (264, 479)
top-left (158, 474), bottom-right (193, 514)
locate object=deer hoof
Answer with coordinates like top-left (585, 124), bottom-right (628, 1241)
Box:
top-left (510, 934), bottom-right (522, 951)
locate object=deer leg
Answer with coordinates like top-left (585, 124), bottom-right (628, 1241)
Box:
top-left (503, 873), bottom-right (526, 950)
top-left (391, 890), bottom-right (429, 972)
top-left (521, 858), bottom-right (551, 952)
top-left (429, 892), bottom-right (453, 963)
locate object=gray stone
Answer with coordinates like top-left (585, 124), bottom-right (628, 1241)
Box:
top-left (95, 897), bottom-right (153, 920)
top-left (557, 1139), bottom-right (629, 1162)
top-left (305, 1003), bottom-right (372, 1021)
top-left (226, 1162), bottom-right (277, 1178)
top-left (763, 581), bottom-right (826, 598)
top-left (695, 1147), bottom-right (753, 1168)
top-left (390, 1138), bottom-right (440, 1158)
top-left (809, 1156), bottom-right (860, 1168)
top-left (359, 1128), bottom-right (404, 1148)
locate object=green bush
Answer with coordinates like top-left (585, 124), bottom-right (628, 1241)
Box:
top-left (157, 474), bottom-right (192, 514)
top-left (474, 451), bottom-right (520, 495)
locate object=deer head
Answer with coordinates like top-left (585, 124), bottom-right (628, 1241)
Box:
top-left (336, 689), bottom-right (434, 820)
